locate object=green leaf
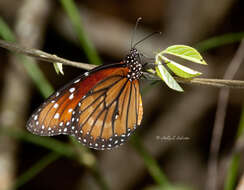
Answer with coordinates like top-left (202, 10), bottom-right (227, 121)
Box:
top-left (166, 60), bottom-right (202, 78)
top-left (155, 64), bottom-right (183, 92)
top-left (53, 62), bottom-right (64, 75)
top-left (162, 45), bottom-right (207, 65)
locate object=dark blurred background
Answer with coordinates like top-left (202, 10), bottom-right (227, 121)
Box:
top-left (0, 0), bottom-right (244, 190)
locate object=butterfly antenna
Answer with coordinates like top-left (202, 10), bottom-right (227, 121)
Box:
top-left (133, 31), bottom-right (162, 48)
top-left (131, 17), bottom-right (142, 49)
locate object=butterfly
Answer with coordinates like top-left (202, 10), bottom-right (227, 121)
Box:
top-left (26, 47), bottom-right (144, 150)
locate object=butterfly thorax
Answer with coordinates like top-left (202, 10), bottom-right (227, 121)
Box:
top-left (124, 48), bottom-right (142, 81)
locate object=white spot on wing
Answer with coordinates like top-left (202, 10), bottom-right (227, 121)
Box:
top-left (53, 103), bottom-right (59, 109)
top-left (69, 94), bottom-right (74, 100)
top-left (69, 88), bottom-right (75, 93)
top-left (68, 108), bottom-right (73, 113)
top-left (74, 79), bottom-right (80, 83)
top-left (54, 113), bottom-right (60, 119)
top-left (84, 72), bottom-right (89, 76)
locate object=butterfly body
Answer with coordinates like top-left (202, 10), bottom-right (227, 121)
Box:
top-left (27, 48), bottom-right (143, 150)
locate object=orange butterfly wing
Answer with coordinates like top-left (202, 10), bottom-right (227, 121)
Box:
top-left (27, 64), bottom-right (143, 150)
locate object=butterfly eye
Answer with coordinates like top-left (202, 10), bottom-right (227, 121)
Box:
top-left (27, 49), bottom-right (143, 150)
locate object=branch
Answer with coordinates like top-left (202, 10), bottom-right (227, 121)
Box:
top-left (1, 39), bottom-right (244, 89)
top-left (0, 39), bottom-right (95, 70)
top-left (175, 77), bottom-right (244, 89)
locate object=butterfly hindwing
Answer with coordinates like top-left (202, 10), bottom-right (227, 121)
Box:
top-left (71, 77), bottom-right (143, 150)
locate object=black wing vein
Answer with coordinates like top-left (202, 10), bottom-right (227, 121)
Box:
top-left (125, 82), bottom-right (132, 133)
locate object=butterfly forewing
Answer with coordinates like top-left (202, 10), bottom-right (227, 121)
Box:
top-left (27, 64), bottom-right (143, 150)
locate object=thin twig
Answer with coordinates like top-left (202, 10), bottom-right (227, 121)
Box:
top-left (1, 39), bottom-right (244, 89)
top-left (175, 77), bottom-right (244, 89)
top-left (0, 39), bottom-right (95, 70)
top-left (206, 39), bottom-right (244, 190)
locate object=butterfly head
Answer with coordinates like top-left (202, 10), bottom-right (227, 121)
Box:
top-left (124, 48), bottom-right (142, 81)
